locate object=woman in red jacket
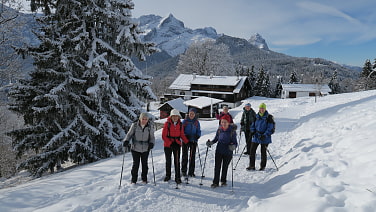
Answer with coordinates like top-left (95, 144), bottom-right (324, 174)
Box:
top-left (162, 109), bottom-right (189, 184)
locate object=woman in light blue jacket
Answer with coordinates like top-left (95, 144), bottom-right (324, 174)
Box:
top-left (123, 113), bottom-right (155, 184)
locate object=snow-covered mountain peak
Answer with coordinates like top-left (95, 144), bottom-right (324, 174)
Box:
top-left (136, 14), bottom-right (219, 56)
top-left (158, 13), bottom-right (185, 29)
top-left (248, 33), bottom-right (269, 50)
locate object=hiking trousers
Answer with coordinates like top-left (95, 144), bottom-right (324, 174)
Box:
top-left (181, 142), bottom-right (197, 176)
top-left (131, 150), bottom-right (149, 183)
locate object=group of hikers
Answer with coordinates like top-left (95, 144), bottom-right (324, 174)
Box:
top-left (123, 102), bottom-right (275, 188)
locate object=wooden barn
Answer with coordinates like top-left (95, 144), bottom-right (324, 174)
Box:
top-left (183, 96), bottom-right (224, 118)
top-left (157, 98), bottom-right (188, 119)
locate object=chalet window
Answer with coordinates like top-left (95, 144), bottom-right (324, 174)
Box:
top-left (289, 92), bottom-right (297, 98)
top-left (180, 91), bottom-right (185, 95)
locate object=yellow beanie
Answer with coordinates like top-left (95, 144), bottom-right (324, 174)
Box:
top-left (259, 103), bottom-right (266, 109)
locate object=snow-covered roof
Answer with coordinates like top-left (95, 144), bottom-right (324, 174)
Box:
top-left (281, 84), bottom-right (332, 94)
top-left (169, 74), bottom-right (247, 93)
top-left (158, 98), bottom-right (188, 113)
top-left (183, 96), bottom-right (224, 109)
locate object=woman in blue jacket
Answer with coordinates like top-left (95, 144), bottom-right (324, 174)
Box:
top-left (206, 114), bottom-right (237, 188)
top-left (248, 103), bottom-right (274, 171)
top-left (182, 108), bottom-right (201, 177)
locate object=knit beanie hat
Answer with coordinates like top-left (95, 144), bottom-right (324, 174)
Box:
top-left (220, 114), bottom-right (232, 123)
top-left (259, 103), bottom-right (267, 109)
top-left (170, 109), bottom-right (181, 118)
top-left (189, 108), bottom-right (197, 113)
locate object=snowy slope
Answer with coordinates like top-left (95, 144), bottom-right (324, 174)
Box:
top-left (1, 90), bottom-right (376, 212)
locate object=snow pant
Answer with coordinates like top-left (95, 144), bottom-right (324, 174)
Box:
top-left (244, 130), bottom-right (252, 153)
top-left (213, 152), bottom-right (232, 185)
top-left (131, 150), bottom-right (149, 183)
top-left (164, 142), bottom-right (181, 181)
top-left (181, 142), bottom-right (197, 176)
top-left (249, 142), bottom-right (268, 169)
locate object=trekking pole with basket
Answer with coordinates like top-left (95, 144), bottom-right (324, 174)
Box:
top-left (200, 146), bottom-right (209, 186)
top-left (266, 148), bottom-right (279, 171)
top-left (150, 150), bottom-right (156, 185)
top-left (119, 148), bottom-right (126, 189)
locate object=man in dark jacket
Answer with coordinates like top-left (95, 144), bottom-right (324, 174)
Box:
top-left (240, 103), bottom-right (256, 155)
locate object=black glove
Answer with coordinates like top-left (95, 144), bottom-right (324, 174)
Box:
top-left (240, 125), bottom-right (245, 132)
top-left (123, 141), bottom-right (129, 147)
top-left (206, 140), bottom-right (213, 148)
top-left (148, 143), bottom-right (154, 150)
top-left (260, 134), bottom-right (266, 141)
top-left (195, 135), bottom-right (200, 140)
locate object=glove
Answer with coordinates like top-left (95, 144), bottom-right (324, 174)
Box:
top-left (240, 125), bottom-right (245, 132)
top-left (229, 144), bottom-right (236, 151)
top-left (148, 143), bottom-right (154, 150)
top-left (123, 141), bottom-right (131, 152)
top-left (260, 134), bottom-right (266, 141)
top-left (206, 140), bottom-right (214, 148)
top-left (195, 135), bottom-right (200, 140)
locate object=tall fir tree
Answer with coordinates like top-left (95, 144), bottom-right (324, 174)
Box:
top-left (247, 65), bottom-right (256, 97)
top-left (254, 66), bottom-right (271, 97)
top-left (288, 71), bottom-right (299, 84)
top-left (7, 0), bottom-right (157, 176)
top-left (274, 76), bottom-right (283, 98)
top-left (361, 59), bottom-right (373, 78)
top-left (328, 70), bottom-right (340, 94)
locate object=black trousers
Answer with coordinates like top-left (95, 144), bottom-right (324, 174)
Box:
top-left (213, 152), bottom-right (232, 185)
top-left (249, 142), bottom-right (268, 169)
top-left (181, 142), bottom-right (197, 175)
top-left (131, 150), bottom-right (149, 183)
top-left (164, 143), bottom-right (181, 180)
top-left (244, 130), bottom-right (252, 153)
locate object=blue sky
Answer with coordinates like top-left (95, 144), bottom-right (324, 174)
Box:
top-left (132, 0), bottom-right (376, 67)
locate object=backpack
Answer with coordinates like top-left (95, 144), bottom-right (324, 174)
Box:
top-left (266, 114), bottom-right (276, 134)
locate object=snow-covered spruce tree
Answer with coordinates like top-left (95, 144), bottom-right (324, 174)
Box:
top-left (328, 70), bottom-right (340, 94)
top-left (288, 71), bottom-right (299, 84)
top-left (254, 66), bottom-right (272, 97)
top-left (7, 0), bottom-right (157, 176)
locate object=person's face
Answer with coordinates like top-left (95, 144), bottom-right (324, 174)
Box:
top-left (188, 111), bottom-right (195, 119)
top-left (259, 108), bottom-right (266, 113)
top-left (245, 106), bottom-right (251, 111)
top-left (140, 117), bottom-right (148, 125)
top-left (223, 108), bottom-right (228, 113)
top-left (220, 119), bottom-right (230, 129)
top-left (171, 115), bottom-right (180, 122)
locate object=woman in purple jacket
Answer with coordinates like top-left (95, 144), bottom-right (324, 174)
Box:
top-left (206, 114), bottom-right (237, 188)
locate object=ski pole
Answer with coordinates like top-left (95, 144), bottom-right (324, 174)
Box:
top-left (236, 131), bottom-right (242, 154)
top-left (231, 156), bottom-right (234, 193)
top-left (119, 149), bottom-right (126, 189)
top-left (197, 143), bottom-right (204, 179)
top-left (266, 148), bottom-right (279, 171)
top-left (150, 150), bottom-right (156, 186)
top-left (200, 146), bottom-right (209, 186)
top-left (233, 145), bottom-right (246, 170)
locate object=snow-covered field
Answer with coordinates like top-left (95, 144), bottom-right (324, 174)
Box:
top-left (1, 90), bottom-right (376, 212)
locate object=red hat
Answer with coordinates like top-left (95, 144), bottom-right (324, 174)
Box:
top-left (220, 114), bottom-right (231, 123)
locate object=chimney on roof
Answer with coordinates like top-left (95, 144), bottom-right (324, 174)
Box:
top-left (209, 71), bottom-right (213, 79)
top-left (193, 73), bottom-right (196, 79)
